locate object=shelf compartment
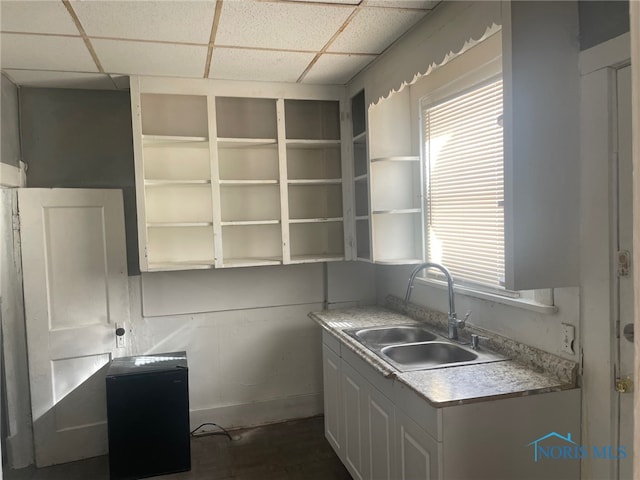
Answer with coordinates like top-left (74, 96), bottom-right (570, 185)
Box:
top-left (371, 156), bottom-right (420, 163)
top-left (145, 180), bottom-right (211, 186)
top-left (372, 208), bottom-right (421, 215)
top-left (143, 142), bottom-right (211, 181)
top-left (351, 90), bottom-right (366, 138)
top-left (288, 184), bottom-right (343, 220)
top-left (145, 184), bottom-right (213, 224)
top-left (220, 220), bottom-right (280, 226)
top-left (355, 180), bottom-right (369, 218)
top-left (147, 261), bottom-right (214, 272)
top-left (146, 225), bottom-right (214, 266)
top-left (289, 217), bottom-right (343, 224)
top-left (285, 139), bottom-right (341, 149)
top-left (284, 100), bottom-right (340, 140)
top-left (141, 94), bottom-right (208, 137)
top-left (372, 213), bottom-right (422, 264)
top-left (289, 222), bottom-right (344, 262)
top-left (218, 143), bottom-right (279, 182)
top-left (356, 218), bottom-right (371, 260)
top-left (221, 224), bottom-right (282, 267)
top-left (147, 222), bottom-right (213, 228)
top-left (354, 142), bottom-right (368, 178)
top-left (217, 138), bottom-right (277, 148)
top-left (287, 179), bottom-right (341, 185)
top-left (143, 135), bottom-right (208, 145)
top-left (220, 184), bottom-right (280, 223)
top-left (287, 145), bottom-right (341, 181)
top-left (370, 161), bottom-right (421, 211)
top-left (215, 97), bottom-right (277, 139)
top-left (220, 180), bottom-right (279, 185)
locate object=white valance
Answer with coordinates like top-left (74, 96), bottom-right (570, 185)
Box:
top-left (351, 1), bottom-right (502, 107)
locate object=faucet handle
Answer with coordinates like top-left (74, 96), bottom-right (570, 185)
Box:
top-left (470, 333), bottom-right (489, 350)
top-left (456, 311), bottom-right (471, 329)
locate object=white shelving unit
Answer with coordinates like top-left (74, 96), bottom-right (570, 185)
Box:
top-left (350, 90), bottom-right (372, 261)
top-left (131, 77), bottom-right (348, 271)
top-left (284, 99), bottom-right (345, 263)
top-left (366, 87), bottom-right (424, 264)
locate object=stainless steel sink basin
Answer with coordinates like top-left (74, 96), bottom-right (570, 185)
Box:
top-left (343, 324), bottom-right (507, 372)
top-left (381, 342), bottom-right (477, 368)
top-left (347, 325), bottom-right (437, 346)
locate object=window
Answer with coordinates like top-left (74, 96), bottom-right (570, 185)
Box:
top-left (422, 77), bottom-right (504, 289)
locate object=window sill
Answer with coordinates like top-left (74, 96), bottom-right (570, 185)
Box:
top-left (414, 277), bottom-right (559, 315)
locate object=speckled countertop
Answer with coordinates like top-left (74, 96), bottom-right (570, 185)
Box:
top-left (309, 303), bottom-right (578, 408)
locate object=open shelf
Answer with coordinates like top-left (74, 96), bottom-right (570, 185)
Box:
top-left (220, 184), bottom-right (280, 223)
top-left (290, 222), bottom-right (344, 262)
top-left (287, 145), bottom-right (341, 181)
top-left (356, 218), bottom-right (371, 260)
top-left (289, 217), bottom-right (343, 224)
top-left (221, 224), bottom-right (283, 266)
top-left (141, 94), bottom-right (209, 138)
top-left (372, 209), bottom-right (421, 215)
top-left (288, 184), bottom-right (343, 220)
top-left (143, 135), bottom-right (208, 145)
top-left (145, 184), bottom-right (213, 224)
top-left (284, 100), bottom-right (340, 140)
top-left (215, 97), bottom-right (277, 139)
top-left (220, 180), bottom-right (279, 185)
top-left (147, 261), bottom-right (215, 272)
top-left (143, 142), bottom-right (210, 182)
top-left (285, 139), bottom-right (341, 149)
top-left (146, 225), bottom-right (215, 266)
top-left (147, 222), bottom-right (213, 228)
top-left (220, 220), bottom-right (280, 226)
top-left (355, 180), bottom-right (369, 218)
top-left (218, 141), bottom-right (279, 182)
top-left (372, 213), bottom-right (422, 264)
top-left (371, 156), bottom-right (420, 163)
top-left (370, 161), bottom-right (421, 212)
top-left (217, 138), bottom-right (277, 148)
top-left (145, 179), bottom-right (211, 186)
top-left (287, 179), bottom-right (341, 185)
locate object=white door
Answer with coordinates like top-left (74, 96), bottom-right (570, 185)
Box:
top-left (18, 188), bottom-right (129, 467)
top-left (615, 65), bottom-right (634, 480)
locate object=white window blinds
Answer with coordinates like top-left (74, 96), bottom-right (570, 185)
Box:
top-left (423, 78), bottom-right (504, 288)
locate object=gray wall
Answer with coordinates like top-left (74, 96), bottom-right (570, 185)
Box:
top-left (578, 0), bottom-right (629, 50)
top-left (1, 75), bottom-right (20, 167)
top-left (19, 88), bottom-right (139, 275)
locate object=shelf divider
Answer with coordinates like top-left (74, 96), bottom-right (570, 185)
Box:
top-left (277, 99), bottom-right (291, 264)
top-left (208, 96), bottom-right (224, 268)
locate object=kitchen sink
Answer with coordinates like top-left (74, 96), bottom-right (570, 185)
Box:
top-left (346, 325), bottom-right (437, 346)
top-left (381, 342), bottom-right (478, 368)
top-left (344, 324), bottom-right (507, 372)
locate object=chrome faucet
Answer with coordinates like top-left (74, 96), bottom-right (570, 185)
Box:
top-left (404, 262), bottom-right (467, 341)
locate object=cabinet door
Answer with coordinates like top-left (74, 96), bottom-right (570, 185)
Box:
top-left (341, 360), bottom-right (367, 480)
top-left (396, 410), bottom-right (441, 480)
top-left (367, 385), bottom-right (395, 480)
top-left (322, 345), bottom-right (342, 455)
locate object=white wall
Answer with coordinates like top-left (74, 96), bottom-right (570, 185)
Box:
top-left (126, 261), bottom-right (376, 431)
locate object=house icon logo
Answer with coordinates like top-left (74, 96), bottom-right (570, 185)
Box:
top-left (527, 432), bottom-right (628, 462)
top-left (527, 432), bottom-right (577, 462)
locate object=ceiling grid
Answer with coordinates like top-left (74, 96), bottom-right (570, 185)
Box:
top-left (0, 0), bottom-right (439, 89)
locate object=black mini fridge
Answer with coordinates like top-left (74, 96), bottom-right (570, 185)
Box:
top-left (106, 352), bottom-right (191, 480)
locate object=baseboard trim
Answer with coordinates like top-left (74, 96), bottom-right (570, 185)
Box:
top-left (189, 393), bottom-right (323, 432)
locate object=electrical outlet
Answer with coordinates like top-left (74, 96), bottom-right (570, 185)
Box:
top-left (561, 323), bottom-right (575, 354)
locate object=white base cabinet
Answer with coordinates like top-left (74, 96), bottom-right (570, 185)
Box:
top-left (322, 331), bottom-right (580, 480)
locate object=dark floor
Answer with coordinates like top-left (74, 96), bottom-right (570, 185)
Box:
top-left (4, 416), bottom-right (352, 480)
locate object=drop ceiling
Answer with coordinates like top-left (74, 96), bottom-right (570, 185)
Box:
top-left (0, 0), bottom-right (439, 90)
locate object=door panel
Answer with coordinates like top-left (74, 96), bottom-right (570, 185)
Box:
top-left (19, 189), bottom-right (129, 467)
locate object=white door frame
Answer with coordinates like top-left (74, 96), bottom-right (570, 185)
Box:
top-left (579, 32), bottom-right (630, 480)
top-left (630, 3), bottom-right (640, 477)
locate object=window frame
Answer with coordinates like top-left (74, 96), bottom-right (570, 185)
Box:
top-left (419, 70), bottom-right (506, 294)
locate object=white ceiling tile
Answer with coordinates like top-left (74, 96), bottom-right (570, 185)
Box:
top-left (328, 7), bottom-right (426, 54)
top-left (0, 1), bottom-right (79, 35)
top-left (2, 69), bottom-right (117, 90)
top-left (71, 1), bottom-right (216, 44)
top-left (366, 0), bottom-right (439, 9)
top-left (302, 53), bottom-right (376, 85)
top-left (216, 0), bottom-right (355, 51)
top-left (92, 39), bottom-right (207, 77)
top-left (0, 33), bottom-right (98, 72)
top-left (210, 48), bottom-right (315, 83)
